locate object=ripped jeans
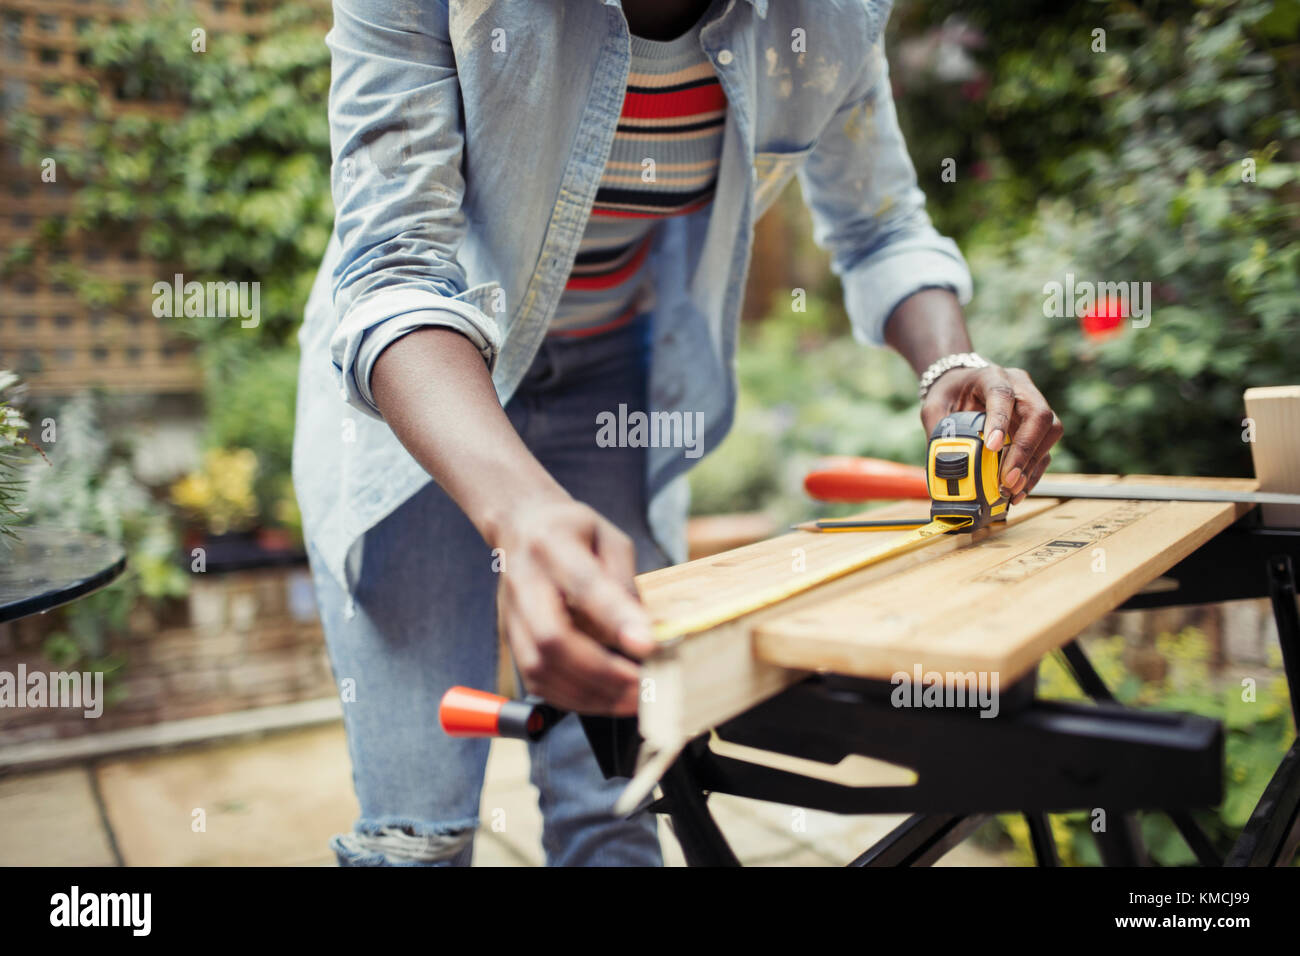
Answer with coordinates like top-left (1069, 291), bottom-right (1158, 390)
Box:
top-left (307, 315), bottom-right (666, 866)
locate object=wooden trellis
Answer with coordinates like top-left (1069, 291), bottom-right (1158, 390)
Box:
top-left (0, 0), bottom-right (273, 394)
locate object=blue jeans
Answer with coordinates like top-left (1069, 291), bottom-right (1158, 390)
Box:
top-left (307, 316), bottom-right (666, 866)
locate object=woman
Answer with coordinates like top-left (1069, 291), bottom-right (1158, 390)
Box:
top-left (293, 0), bottom-right (1062, 866)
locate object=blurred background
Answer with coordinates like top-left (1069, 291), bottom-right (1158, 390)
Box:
top-left (0, 0), bottom-right (1297, 865)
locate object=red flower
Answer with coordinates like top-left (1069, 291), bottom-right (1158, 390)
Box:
top-left (961, 75), bottom-right (990, 101)
top-left (1080, 298), bottom-right (1125, 340)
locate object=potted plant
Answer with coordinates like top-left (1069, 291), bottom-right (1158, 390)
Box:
top-left (0, 369), bottom-right (35, 541)
top-left (170, 446), bottom-right (261, 549)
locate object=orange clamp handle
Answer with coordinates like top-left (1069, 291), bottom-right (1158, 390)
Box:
top-left (439, 686), bottom-right (564, 740)
top-left (803, 456), bottom-right (930, 503)
top-left (439, 686), bottom-right (510, 737)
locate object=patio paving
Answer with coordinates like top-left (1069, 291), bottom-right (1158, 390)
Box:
top-left (0, 720), bottom-right (1007, 867)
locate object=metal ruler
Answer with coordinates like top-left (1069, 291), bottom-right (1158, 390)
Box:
top-left (1032, 482), bottom-right (1300, 506)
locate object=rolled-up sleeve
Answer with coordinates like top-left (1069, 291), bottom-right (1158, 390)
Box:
top-left (797, 36), bottom-right (972, 347)
top-left (326, 0), bottom-right (503, 418)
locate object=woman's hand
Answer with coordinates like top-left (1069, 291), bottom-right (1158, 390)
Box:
top-left (921, 365), bottom-right (1062, 503)
top-left (491, 498), bottom-right (655, 716)
top-left (882, 289), bottom-right (1063, 503)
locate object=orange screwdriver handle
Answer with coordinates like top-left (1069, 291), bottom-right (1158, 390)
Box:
top-left (803, 456), bottom-right (930, 503)
top-left (439, 686), bottom-right (564, 741)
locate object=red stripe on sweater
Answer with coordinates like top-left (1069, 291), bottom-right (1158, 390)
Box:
top-left (564, 237), bottom-right (651, 290)
top-left (621, 82), bottom-right (726, 120)
top-left (590, 195), bottom-right (714, 220)
top-left (546, 304), bottom-right (640, 339)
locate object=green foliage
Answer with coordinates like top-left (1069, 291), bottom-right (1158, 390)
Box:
top-left (992, 630), bottom-right (1294, 866)
top-left (890, 0), bottom-right (1300, 244)
top-left (889, 0), bottom-right (1116, 243)
top-left (200, 346), bottom-right (301, 533)
top-left (7, 1), bottom-right (328, 532)
top-left (21, 394), bottom-right (188, 672)
top-left (9, 0), bottom-right (332, 346)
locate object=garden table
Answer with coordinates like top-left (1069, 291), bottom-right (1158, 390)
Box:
top-left (0, 527), bottom-right (127, 624)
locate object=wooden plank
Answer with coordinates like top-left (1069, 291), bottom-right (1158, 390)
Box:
top-left (631, 498), bottom-right (1060, 789)
top-left (1245, 386), bottom-right (1300, 528)
top-left (754, 493), bottom-right (1250, 683)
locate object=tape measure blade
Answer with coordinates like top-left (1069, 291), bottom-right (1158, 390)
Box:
top-left (654, 518), bottom-right (961, 642)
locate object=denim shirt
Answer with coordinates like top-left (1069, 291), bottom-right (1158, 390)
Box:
top-left (293, 0), bottom-right (972, 599)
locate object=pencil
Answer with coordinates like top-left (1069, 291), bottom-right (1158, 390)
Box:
top-left (791, 517), bottom-right (930, 533)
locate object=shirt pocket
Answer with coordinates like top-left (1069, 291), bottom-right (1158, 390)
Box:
top-left (751, 145), bottom-right (815, 218)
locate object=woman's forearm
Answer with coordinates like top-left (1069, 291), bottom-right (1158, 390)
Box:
top-left (370, 327), bottom-right (653, 709)
top-left (370, 327), bottom-right (569, 548)
top-left (882, 287), bottom-right (973, 375)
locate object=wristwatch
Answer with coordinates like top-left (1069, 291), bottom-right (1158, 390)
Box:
top-left (917, 352), bottom-right (989, 401)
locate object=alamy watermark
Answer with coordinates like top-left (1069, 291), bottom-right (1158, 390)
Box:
top-left (152, 273), bottom-right (260, 328)
top-left (595, 404), bottom-right (705, 459)
top-left (0, 665), bottom-right (104, 718)
top-left (890, 664), bottom-right (1000, 718)
top-left (1042, 273), bottom-right (1151, 328)
top-left (50, 886), bottom-right (151, 936)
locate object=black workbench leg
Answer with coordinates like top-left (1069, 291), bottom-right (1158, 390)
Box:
top-left (1093, 809), bottom-right (1148, 866)
top-left (1025, 813), bottom-right (1060, 866)
top-left (1061, 645), bottom-right (1149, 867)
top-left (658, 753), bottom-right (741, 867)
top-left (1166, 810), bottom-right (1223, 866)
top-left (850, 814), bottom-right (987, 867)
top-left (1266, 554), bottom-right (1300, 730)
top-left (1061, 640), bottom-right (1116, 702)
top-left (1226, 739), bottom-right (1300, 866)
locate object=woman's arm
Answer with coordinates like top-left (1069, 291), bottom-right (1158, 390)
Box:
top-left (372, 329), bottom-right (653, 716)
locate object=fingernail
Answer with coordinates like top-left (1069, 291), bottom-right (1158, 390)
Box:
top-left (986, 429), bottom-right (1004, 452)
top-left (620, 621), bottom-right (654, 653)
top-left (1004, 466), bottom-right (1022, 489)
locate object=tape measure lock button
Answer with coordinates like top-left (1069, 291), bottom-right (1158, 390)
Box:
top-left (933, 450), bottom-right (971, 496)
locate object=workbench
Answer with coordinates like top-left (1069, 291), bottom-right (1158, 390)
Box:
top-left (608, 474), bottom-right (1300, 866)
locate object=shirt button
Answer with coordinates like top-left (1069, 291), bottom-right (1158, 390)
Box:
top-left (716, 49), bottom-right (734, 66)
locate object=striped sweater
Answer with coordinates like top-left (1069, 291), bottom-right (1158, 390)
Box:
top-left (549, 13), bottom-right (726, 338)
